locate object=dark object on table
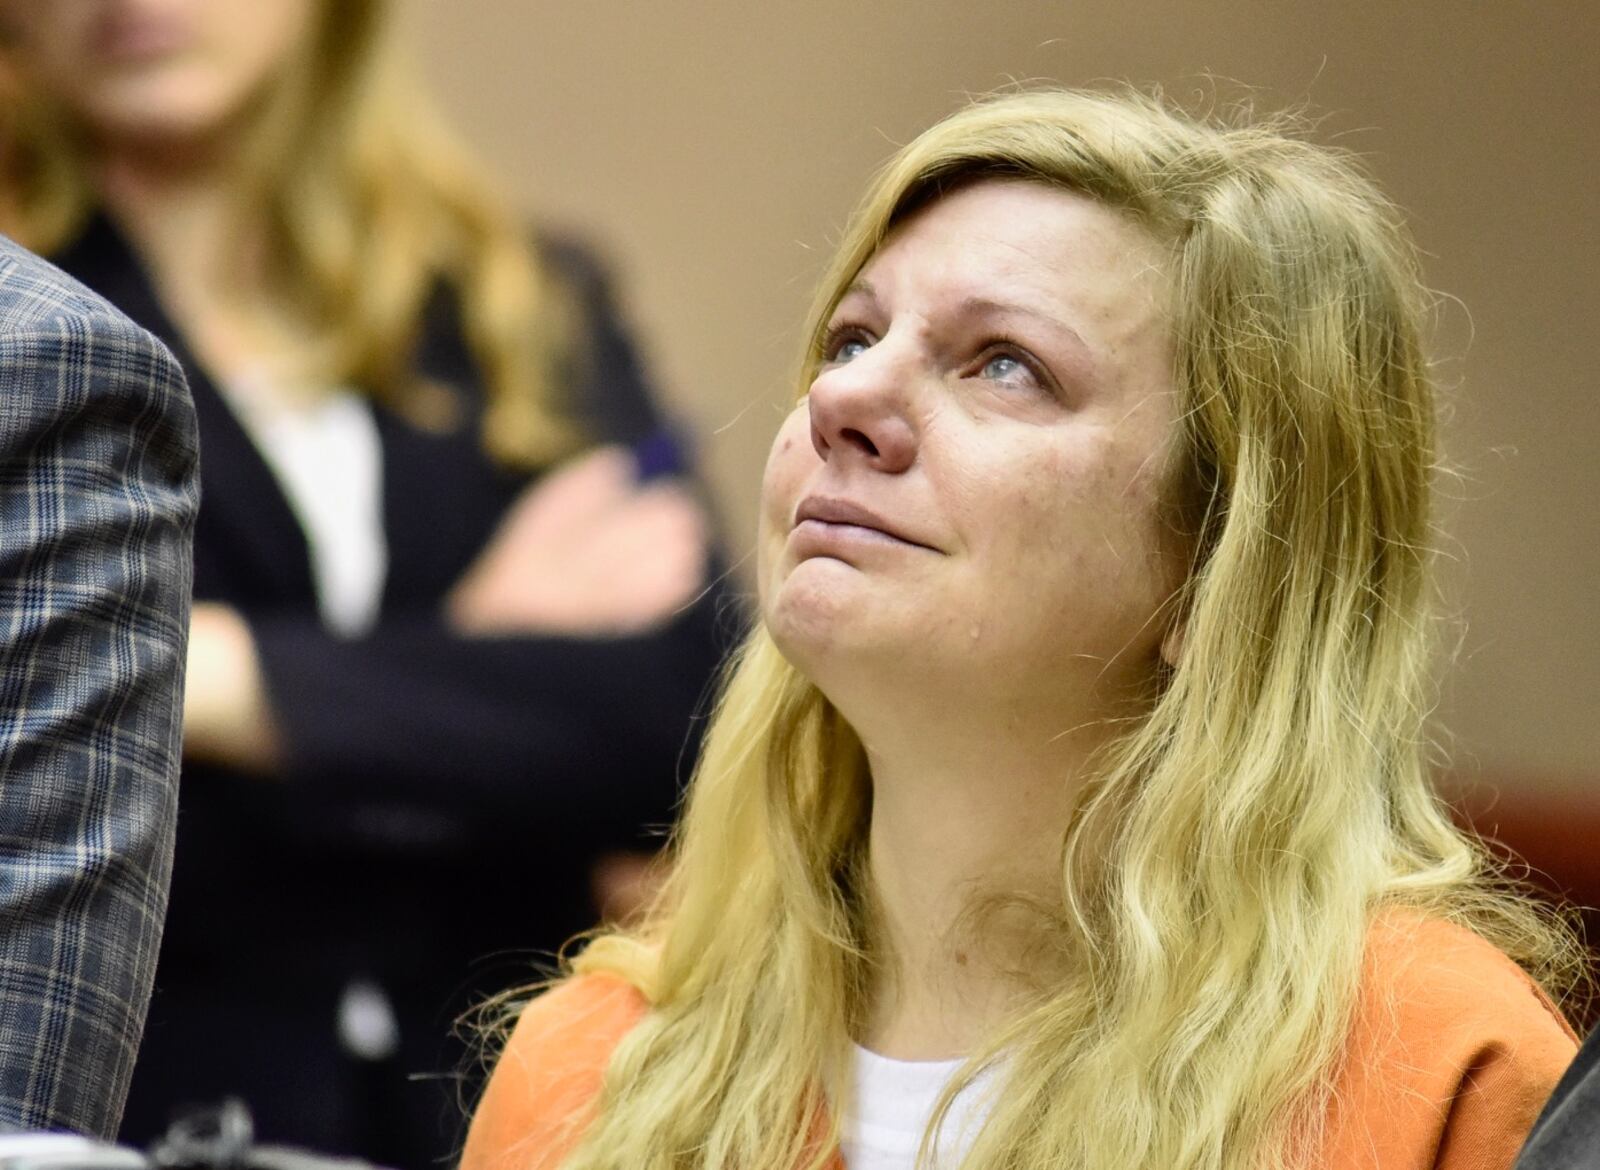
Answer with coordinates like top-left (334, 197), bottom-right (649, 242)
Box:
top-left (0, 1102), bottom-right (395, 1170)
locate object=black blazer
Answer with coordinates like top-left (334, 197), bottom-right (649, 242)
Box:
top-left (1514, 1024), bottom-right (1600, 1168)
top-left (52, 216), bottom-right (738, 1150)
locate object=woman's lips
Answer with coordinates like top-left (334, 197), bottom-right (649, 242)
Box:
top-left (790, 495), bottom-right (939, 556)
top-left (90, 8), bottom-right (193, 65)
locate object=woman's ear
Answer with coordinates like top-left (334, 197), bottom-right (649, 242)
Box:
top-left (1159, 616), bottom-right (1185, 670)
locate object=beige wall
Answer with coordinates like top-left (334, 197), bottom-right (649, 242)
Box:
top-left (408, 0), bottom-right (1599, 783)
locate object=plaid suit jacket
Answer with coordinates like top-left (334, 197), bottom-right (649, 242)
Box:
top-left (0, 236), bottom-right (198, 1136)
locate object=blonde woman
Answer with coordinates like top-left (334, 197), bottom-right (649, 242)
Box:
top-left (463, 89), bottom-right (1584, 1170)
top-left (0, 0), bottom-right (726, 1161)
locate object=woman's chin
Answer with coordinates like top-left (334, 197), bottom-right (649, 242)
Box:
top-left (764, 571), bottom-right (930, 690)
top-left (74, 75), bottom-right (245, 155)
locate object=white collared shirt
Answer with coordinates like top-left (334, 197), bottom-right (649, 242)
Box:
top-left (223, 369), bottom-right (388, 638)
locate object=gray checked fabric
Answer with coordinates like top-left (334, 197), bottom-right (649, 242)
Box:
top-left (0, 235), bottom-right (198, 1136)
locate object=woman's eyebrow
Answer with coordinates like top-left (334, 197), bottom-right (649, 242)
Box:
top-left (843, 282), bottom-right (1087, 347)
top-left (839, 278), bottom-right (879, 304)
top-left (954, 295), bottom-right (1094, 359)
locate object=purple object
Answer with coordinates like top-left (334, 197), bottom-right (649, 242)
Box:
top-left (632, 429), bottom-right (685, 481)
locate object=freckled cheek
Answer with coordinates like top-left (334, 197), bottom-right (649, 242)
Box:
top-left (1076, 449), bottom-right (1177, 602)
top-left (974, 453), bottom-right (1083, 554)
top-left (977, 447), bottom-right (1157, 576)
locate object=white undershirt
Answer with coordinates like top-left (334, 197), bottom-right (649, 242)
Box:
top-left (222, 371), bottom-right (389, 638)
top-left (841, 1045), bottom-right (998, 1170)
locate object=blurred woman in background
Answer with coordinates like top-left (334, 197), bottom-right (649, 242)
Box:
top-left (464, 89), bottom-right (1584, 1170)
top-left (0, 0), bottom-right (728, 1163)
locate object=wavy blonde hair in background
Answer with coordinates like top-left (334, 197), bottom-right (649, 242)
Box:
top-left (0, 0), bottom-right (577, 466)
top-left (506, 88), bottom-right (1583, 1170)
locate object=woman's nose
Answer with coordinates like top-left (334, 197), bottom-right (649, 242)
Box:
top-left (807, 347), bottom-right (918, 473)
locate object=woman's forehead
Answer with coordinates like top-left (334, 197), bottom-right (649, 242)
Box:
top-left (865, 182), bottom-right (1165, 302)
top-left (845, 181), bottom-right (1172, 374)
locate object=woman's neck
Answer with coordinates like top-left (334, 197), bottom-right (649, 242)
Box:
top-left (855, 715), bottom-right (1105, 1061)
top-left (95, 142), bottom-right (240, 305)
top-left (92, 139), bottom-right (312, 391)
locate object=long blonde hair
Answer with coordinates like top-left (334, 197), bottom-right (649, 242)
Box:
top-left (523, 88), bottom-right (1580, 1169)
top-left (0, 0), bottom-right (577, 466)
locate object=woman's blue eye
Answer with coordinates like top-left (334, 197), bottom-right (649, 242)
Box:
top-left (835, 338), bottom-right (868, 362)
top-left (981, 353), bottom-right (1026, 381)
